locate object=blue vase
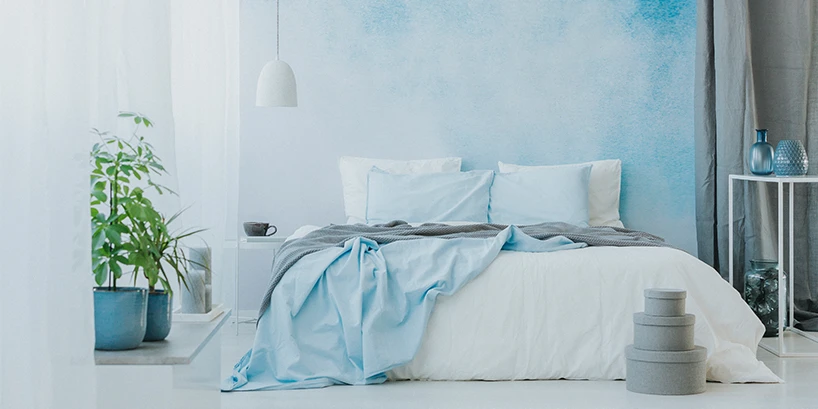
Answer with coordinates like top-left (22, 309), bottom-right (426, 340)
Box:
top-left (94, 287), bottom-right (148, 350)
top-left (749, 129), bottom-right (774, 175)
top-left (144, 290), bottom-right (173, 342)
top-left (773, 139), bottom-right (809, 176)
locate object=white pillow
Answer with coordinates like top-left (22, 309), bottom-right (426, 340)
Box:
top-left (339, 156), bottom-right (462, 222)
top-left (498, 159), bottom-right (623, 228)
top-left (490, 165), bottom-right (592, 226)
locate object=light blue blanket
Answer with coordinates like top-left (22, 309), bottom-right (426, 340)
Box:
top-left (222, 226), bottom-right (585, 391)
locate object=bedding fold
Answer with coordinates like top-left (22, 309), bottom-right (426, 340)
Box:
top-left (257, 221), bottom-right (670, 320)
top-left (225, 225), bottom-right (585, 391)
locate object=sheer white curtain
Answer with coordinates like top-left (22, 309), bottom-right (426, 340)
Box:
top-left (170, 0), bottom-right (240, 311)
top-left (0, 1), bottom-right (97, 408)
top-left (0, 1), bottom-right (238, 407)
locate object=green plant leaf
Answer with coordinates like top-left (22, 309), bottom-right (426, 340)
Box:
top-left (134, 117), bottom-right (142, 124)
top-left (118, 112), bottom-right (135, 118)
top-left (91, 229), bottom-right (106, 249)
top-left (93, 262), bottom-right (109, 286)
top-left (109, 259), bottom-right (122, 279)
top-left (108, 223), bottom-right (129, 235)
top-left (104, 228), bottom-right (122, 245)
top-left (91, 190), bottom-right (107, 203)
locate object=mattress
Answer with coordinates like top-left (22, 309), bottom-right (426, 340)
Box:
top-left (286, 225), bottom-right (779, 383)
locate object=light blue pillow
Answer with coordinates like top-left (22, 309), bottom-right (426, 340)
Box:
top-left (366, 169), bottom-right (494, 224)
top-left (489, 164), bottom-right (592, 226)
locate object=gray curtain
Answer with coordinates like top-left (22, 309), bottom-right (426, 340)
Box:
top-left (695, 0), bottom-right (818, 329)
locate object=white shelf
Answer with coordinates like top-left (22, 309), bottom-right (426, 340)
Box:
top-left (240, 236), bottom-right (286, 243)
top-left (730, 174), bottom-right (818, 183)
top-left (173, 304), bottom-right (226, 322)
top-left (95, 309), bottom-right (231, 365)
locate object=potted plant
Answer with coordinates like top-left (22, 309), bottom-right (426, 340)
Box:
top-left (90, 112), bottom-right (179, 350)
top-left (126, 203), bottom-right (205, 341)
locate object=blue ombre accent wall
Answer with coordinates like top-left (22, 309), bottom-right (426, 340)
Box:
top-left (239, 0), bottom-right (697, 265)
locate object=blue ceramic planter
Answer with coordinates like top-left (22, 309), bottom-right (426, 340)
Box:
top-left (144, 290), bottom-right (173, 342)
top-left (94, 287), bottom-right (148, 351)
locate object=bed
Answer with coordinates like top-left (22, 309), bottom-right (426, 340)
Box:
top-left (222, 157), bottom-right (780, 391)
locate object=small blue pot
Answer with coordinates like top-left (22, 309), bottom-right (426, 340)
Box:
top-left (144, 290), bottom-right (173, 342)
top-left (94, 287), bottom-right (148, 351)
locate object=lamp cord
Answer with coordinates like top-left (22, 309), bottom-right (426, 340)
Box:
top-left (276, 0), bottom-right (280, 60)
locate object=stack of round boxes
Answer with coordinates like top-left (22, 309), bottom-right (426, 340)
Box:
top-left (625, 289), bottom-right (707, 395)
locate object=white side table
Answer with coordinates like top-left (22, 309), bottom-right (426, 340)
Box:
top-left (234, 235), bottom-right (286, 334)
top-left (729, 174), bottom-right (818, 357)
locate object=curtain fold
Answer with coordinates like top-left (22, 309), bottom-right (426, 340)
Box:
top-left (696, 0), bottom-right (818, 329)
top-left (0, 1), bottom-right (239, 407)
top-left (170, 0), bottom-right (240, 309)
top-left (0, 1), bottom-right (96, 408)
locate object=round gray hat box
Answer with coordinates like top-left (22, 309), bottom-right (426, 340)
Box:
top-left (625, 345), bottom-right (707, 395)
top-left (633, 313), bottom-right (695, 351)
top-left (644, 288), bottom-right (686, 317)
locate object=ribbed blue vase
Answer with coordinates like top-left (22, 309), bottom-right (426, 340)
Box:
top-left (773, 139), bottom-right (808, 177)
top-left (749, 129), bottom-right (774, 175)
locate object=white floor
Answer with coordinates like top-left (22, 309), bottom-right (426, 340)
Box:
top-left (220, 322), bottom-right (818, 409)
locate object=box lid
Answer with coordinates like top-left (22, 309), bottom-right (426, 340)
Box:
top-left (634, 312), bottom-right (695, 326)
top-left (626, 345), bottom-right (707, 363)
top-left (644, 288), bottom-right (687, 300)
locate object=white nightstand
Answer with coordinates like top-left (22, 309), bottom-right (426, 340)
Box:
top-left (234, 235), bottom-right (286, 335)
top-left (728, 174), bottom-right (818, 357)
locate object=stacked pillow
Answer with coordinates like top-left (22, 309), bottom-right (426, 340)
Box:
top-left (366, 168), bottom-right (494, 224)
top-left (338, 156), bottom-right (623, 227)
top-left (489, 164), bottom-right (592, 226)
top-left (339, 156), bottom-right (462, 224)
top-left (498, 160), bottom-right (623, 228)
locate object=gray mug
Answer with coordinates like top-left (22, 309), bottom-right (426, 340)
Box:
top-left (243, 222), bottom-right (278, 237)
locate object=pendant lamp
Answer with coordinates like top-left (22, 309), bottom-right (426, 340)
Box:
top-left (256, 0), bottom-right (297, 107)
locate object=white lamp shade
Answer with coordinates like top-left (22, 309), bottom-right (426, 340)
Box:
top-left (256, 60), bottom-right (297, 107)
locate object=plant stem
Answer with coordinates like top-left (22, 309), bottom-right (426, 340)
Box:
top-left (110, 163), bottom-right (119, 291)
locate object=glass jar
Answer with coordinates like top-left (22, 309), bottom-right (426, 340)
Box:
top-left (744, 259), bottom-right (787, 337)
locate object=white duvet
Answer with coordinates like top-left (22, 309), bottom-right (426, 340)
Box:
top-left (289, 226), bottom-right (780, 383)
